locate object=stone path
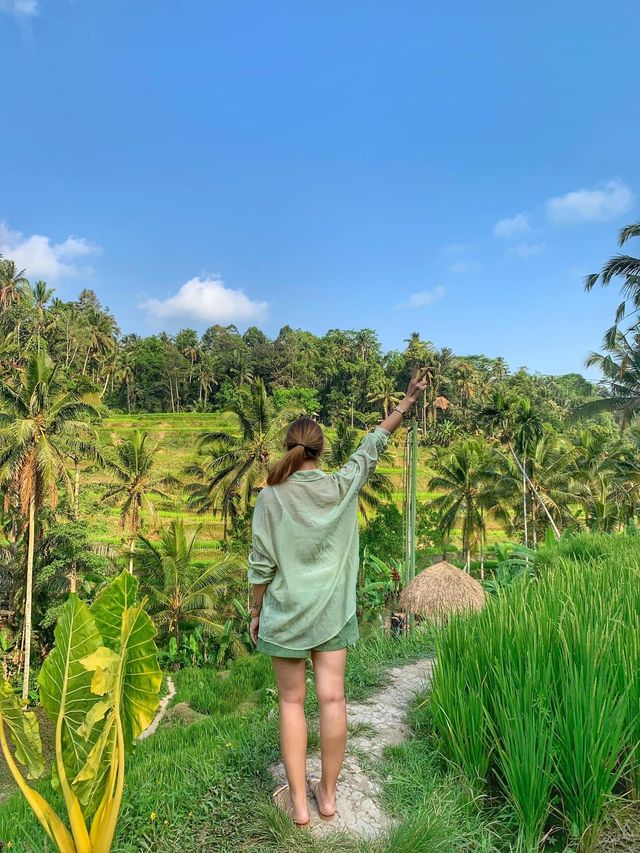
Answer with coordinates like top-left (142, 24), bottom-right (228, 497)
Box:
top-left (269, 658), bottom-right (434, 840)
top-left (139, 675), bottom-right (176, 740)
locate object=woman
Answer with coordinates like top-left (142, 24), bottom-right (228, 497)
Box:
top-left (247, 366), bottom-right (428, 827)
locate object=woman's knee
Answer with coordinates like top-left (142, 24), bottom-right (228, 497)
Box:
top-left (316, 685), bottom-right (345, 706)
top-left (279, 685), bottom-right (307, 706)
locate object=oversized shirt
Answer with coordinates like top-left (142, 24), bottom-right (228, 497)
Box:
top-left (247, 426), bottom-right (391, 650)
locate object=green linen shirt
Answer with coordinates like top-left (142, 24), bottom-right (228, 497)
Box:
top-left (247, 426), bottom-right (391, 650)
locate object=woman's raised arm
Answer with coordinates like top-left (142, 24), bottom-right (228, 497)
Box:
top-left (379, 365), bottom-right (429, 435)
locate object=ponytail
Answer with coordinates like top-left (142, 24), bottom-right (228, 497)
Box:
top-left (267, 418), bottom-right (324, 486)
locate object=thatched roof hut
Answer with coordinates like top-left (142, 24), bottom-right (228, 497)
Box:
top-left (399, 561), bottom-right (485, 620)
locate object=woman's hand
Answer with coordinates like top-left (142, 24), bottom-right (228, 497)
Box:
top-left (406, 365), bottom-right (429, 402)
top-left (250, 615), bottom-right (260, 646)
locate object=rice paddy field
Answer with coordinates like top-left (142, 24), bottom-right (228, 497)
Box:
top-left (85, 412), bottom-right (509, 554)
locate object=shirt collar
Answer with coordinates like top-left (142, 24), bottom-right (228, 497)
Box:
top-left (288, 469), bottom-right (326, 481)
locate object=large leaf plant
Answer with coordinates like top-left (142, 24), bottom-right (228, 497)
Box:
top-left (0, 571), bottom-right (162, 852)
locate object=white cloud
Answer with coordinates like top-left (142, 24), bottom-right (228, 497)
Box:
top-left (507, 242), bottom-right (545, 259)
top-left (0, 0), bottom-right (39, 16)
top-left (493, 213), bottom-right (531, 239)
top-left (0, 222), bottom-right (100, 279)
top-left (442, 243), bottom-right (467, 255)
top-left (141, 276), bottom-right (269, 325)
top-left (448, 260), bottom-right (481, 274)
top-left (397, 286), bottom-right (445, 309)
top-left (546, 179), bottom-right (634, 225)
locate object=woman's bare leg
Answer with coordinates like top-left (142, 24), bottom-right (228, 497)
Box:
top-left (271, 656), bottom-right (309, 824)
top-left (310, 648), bottom-right (347, 816)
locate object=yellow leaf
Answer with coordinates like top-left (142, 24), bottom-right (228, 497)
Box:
top-left (77, 699), bottom-right (111, 742)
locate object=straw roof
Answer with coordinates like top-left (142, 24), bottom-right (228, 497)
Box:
top-left (399, 561), bottom-right (485, 619)
top-left (434, 396), bottom-right (450, 410)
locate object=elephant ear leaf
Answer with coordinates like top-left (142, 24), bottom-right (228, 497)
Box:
top-left (119, 603), bottom-right (162, 749)
top-left (91, 570), bottom-right (139, 650)
top-left (37, 594), bottom-right (103, 792)
top-left (91, 571), bottom-right (161, 749)
top-left (0, 681), bottom-right (44, 779)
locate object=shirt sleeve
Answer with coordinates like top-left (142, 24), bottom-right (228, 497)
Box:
top-left (247, 491), bottom-right (277, 585)
top-left (337, 426), bottom-right (391, 492)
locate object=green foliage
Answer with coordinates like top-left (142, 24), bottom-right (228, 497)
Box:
top-left (0, 571), bottom-right (161, 851)
top-left (359, 502), bottom-right (404, 565)
top-left (35, 522), bottom-right (114, 633)
top-left (272, 386), bottom-right (319, 414)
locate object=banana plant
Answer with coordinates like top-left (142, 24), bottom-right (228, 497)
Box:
top-left (0, 571), bottom-right (162, 852)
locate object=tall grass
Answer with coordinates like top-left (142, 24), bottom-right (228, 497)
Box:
top-left (429, 534), bottom-right (640, 852)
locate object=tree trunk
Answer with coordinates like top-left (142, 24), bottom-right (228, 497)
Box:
top-left (128, 537), bottom-right (135, 574)
top-left (522, 457), bottom-right (529, 548)
top-left (69, 560), bottom-right (77, 594)
top-left (73, 461), bottom-right (80, 521)
top-left (21, 496), bottom-right (36, 701)
top-left (508, 444), bottom-right (560, 539)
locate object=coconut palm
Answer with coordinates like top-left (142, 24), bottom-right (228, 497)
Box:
top-left (480, 391), bottom-right (559, 541)
top-left (102, 430), bottom-right (179, 571)
top-left (22, 280), bottom-right (54, 350)
top-left (0, 349), bottom-right (101, 697)
top-left (0, 257), bottom-right (28, 313)
top-left (135, 519), bottom-right (242, 645)
top-left (367, 376), bottom-right (402, 418)
top-left (585, 222), bottom-right (640, 347)
top-left (185, 378), bottom-right (291, 536)
top-left (429, 437), bottom-right (512, 570)
top-left (196, 355), bottom-right (218, 409)
top-left (521, 434), bottom-right (574, 545)
top-left (581, 330), bottom-right (640, 427)
top-left (81, 307), bottom-right (117, 376)
top-left (324, 421), bottom-right (394, 518)
top-left (510, 398), bottom-right (545, 545)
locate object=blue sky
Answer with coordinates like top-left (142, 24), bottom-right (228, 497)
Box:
top-left (1, 0), bottom-right (638, 375)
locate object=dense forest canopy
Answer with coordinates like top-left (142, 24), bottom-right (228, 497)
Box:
top-left (0, 265), bottom-right (603, 425)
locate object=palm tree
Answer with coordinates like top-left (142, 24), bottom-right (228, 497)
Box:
top-left (0, 350), bottom-right (101, 698)
top-left (185, 378), bottom-right (291, 536)
top-left (522, 434), bottom-right (573, 545)
top-left (81, 308), bottom-right (117, 377)
top-left (367, 376), bottom-right (402, 418)
top-left (581, 331), bottom-right (640, 427)
top-left (324, 421), bottom-right (394, 518)
top-left (102, 430), bottom-right (179, 571)
top-left (196, 356), bottom-right (218, 409)
top-left (428, 437), bottom-right (512, 570)
top-left (585, 222), bottom-right (640, 347)
top-left (513, 398), bottom-right (544, 546)
top-left (135, 519), bottom-right (242, 645)
top-left (23, 280), bottom-right (54, 350)
top-left (0, 258), bottom-right (28, 312)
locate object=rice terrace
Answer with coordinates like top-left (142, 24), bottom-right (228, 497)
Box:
top-left (1, 2), bottom-right (640, 852)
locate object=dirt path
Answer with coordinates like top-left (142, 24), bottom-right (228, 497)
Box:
top-left (139, 675), bottom-right (176, 740)
top-left (270, 658), bottom-right (434, 840)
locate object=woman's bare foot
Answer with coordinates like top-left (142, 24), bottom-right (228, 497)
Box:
top-left (308, 778), bottom-right (336, 819)
top-left (273, 784), bottom-right (309, 826)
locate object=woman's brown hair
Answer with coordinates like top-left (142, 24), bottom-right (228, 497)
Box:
top-left (267, 417), bottom-right (324, 486)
